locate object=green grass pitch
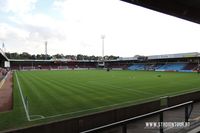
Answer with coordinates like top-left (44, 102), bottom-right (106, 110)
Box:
top-left (0, 70), bottom-right (200, 131)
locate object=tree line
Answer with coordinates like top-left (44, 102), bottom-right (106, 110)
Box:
top-left (5, 52), bottom-right (119, 61)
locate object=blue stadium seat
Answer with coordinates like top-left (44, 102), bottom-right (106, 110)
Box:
top-left (156, 63), bottom-right (186, 71)
top-left (128, 64), bottom-right (145, 70)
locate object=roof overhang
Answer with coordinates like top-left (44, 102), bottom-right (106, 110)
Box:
top-left (0, 49), bottom-right (8, 61)
top-left (121, 0), bottom-right (200, 24)
top-left (9, 59), bottom-right (98, 62)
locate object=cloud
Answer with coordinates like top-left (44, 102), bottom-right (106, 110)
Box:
top-left (1, 0), bottom-right (200, 56)
top-left (53, 0), bottom-right (67, 10)
top-left (7, 12), bottom-right (66, 41)
top-left (19, 14), bottom-right (66, 40)
top-left (0, 0), bottom-right (37, 15)
top-left (0, 23), bottom-right (29, 40)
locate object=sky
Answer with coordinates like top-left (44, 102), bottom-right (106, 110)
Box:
top-left (0, 0), bottom-right (200, 57)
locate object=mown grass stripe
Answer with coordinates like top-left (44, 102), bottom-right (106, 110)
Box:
top-left (15, 72), bottom-right (31, 121)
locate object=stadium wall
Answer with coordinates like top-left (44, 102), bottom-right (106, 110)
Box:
top-left (3, 101), bottom-right (161, 133)
top-left (168, 91), bottom-right (200, 106)
top-left (4, 91), bottom-right (200, 133)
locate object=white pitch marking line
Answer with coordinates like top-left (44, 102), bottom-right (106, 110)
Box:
top-left (29, 115), bottom-right (45, 121)
top-left (15, 72), bottom-right (31, 121)
top-left (30, 115), bottom-right (45, 118)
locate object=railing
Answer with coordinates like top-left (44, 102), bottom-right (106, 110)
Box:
top-left (81, 101), bottom-right (193, 133)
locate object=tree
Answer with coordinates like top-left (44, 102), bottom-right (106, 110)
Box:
top-left (53, 54), bottom-right (63, 59)
top-left (20, 52), bottom-right (32, 59)
top-left (77, 54), bottom-right (84, 60)
top-left (5, 52), bottom-right (20, 59)
top-left (5, 52), bottom-right (120, 61)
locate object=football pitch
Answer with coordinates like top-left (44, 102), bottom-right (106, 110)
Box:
top-left (1, 70), bottom-right (200, 131)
